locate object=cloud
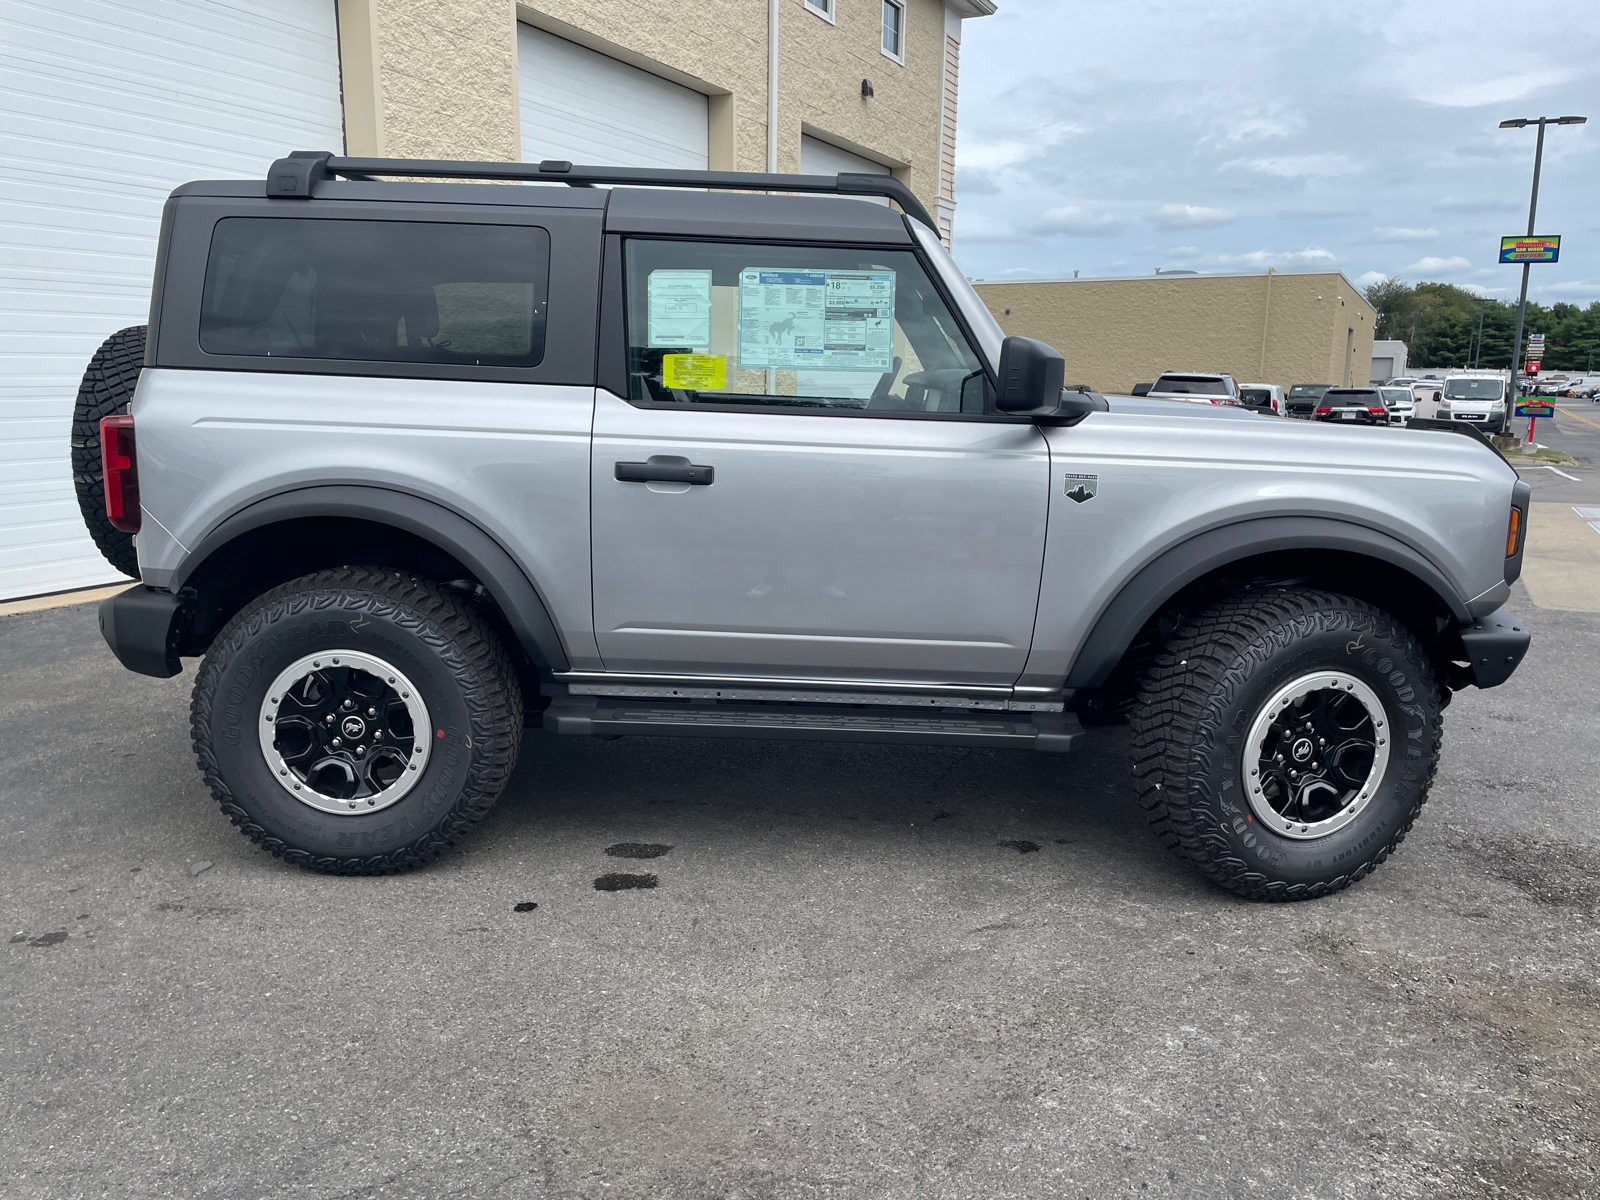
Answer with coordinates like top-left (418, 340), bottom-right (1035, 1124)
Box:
top-left (1424, 69), bottom-right (1583, 109)
top-left (1215, 247), bottom-right (1340, 268)
top-left (1432, 198), bottom-right (1520, 215)
top-left (1356, 271), bottom-right (1391, 288)
top-left (1404, 255), bottom-right (1472, 275)
top-left (954, 167), bottom-right (1001, 197)
top-left (957, 140), bottom-right (1034, 171)
top-left (1279, 208), bottom-right (1367, 220)
top-left (1215, 117), bottom-right (1298, 143)
top-left (1366, 227), bottom-right (1439, 243)
top-left (1231, 153), bottom-right (1360, 179)
top-left (1033, 205), bottom-right (1126, 238)
top-left (1152, 204), bottom-right (1237, 230)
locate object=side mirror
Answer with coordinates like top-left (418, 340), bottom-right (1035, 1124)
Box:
top-left (1130, 382), bottom-right (1153, 396)
top-left (996, 336), bottom-right (1066, 415)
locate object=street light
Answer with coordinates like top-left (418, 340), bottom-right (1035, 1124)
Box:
top-left (1499, 115), bottom-right (1587, 397)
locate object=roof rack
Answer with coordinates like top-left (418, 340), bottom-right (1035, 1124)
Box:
top-left (265, 151), bottom-right (936, 229)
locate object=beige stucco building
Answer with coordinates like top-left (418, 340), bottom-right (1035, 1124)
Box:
top-left (336, 0), bottom-right (995, 242)
top-left (973, 271), bottom-right (1378, 393)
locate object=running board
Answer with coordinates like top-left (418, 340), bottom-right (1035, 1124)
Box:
top-left (543, 697), bottom-right (1085, 752)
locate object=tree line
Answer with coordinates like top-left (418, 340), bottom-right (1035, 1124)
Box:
top-left (1363, 279), bottom-right (1600, 373)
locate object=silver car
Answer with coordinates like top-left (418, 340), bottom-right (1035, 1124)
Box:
top-left (81, 152), bottom-right (1531, 903)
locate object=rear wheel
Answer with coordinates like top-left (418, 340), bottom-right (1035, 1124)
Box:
top-left (190, 568), bottom-right (523, 874)
top-left (1130, 587), bottom-right (1442, 902)
top-left (71, 325), bottom-right (146, 578)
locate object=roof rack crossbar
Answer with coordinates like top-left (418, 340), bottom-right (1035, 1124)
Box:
top-left (265, 151), bottom-right (936, 228)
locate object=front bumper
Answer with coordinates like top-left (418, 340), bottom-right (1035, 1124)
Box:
top-left (1458, 606), bottom-right (1530, 688)
top-left (99, 585), bottom-right (187, 678)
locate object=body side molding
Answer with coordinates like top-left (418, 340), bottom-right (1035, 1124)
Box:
top-left (171, 485), bottom-right (570, 671)
top-left (1063, 516), bottom-right (1473, 690)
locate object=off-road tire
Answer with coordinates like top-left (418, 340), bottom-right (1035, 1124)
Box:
top-left (1130, 587), bottom-right (1443, 902)
top-left (191, 568), bottom-right (524, 874)
top-left (71, 325), bottom-right (146, 578)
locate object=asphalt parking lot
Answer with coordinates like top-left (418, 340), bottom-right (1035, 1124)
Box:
top-left (5, 420), bottom-right (1599, 1200)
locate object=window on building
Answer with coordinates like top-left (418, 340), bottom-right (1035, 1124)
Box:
top-left (803, 0), bottom-right (834, 22)
top-left (200, 218), bottom-right (550, 367)
top-left (881, 0), bottom-right (905, 61)
top-left (622, 239), bottom-right (987, 415)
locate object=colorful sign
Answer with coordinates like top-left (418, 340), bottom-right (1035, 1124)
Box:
top-left (1515, 400), bottom-right (1555, 418)
top-left (1500, 235), bottom-right (1560, 263)
top-left (1525, 359), bottom-right (1542, 374)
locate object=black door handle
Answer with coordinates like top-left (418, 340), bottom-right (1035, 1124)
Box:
top-left (614, 456), bottom-right (714, 485)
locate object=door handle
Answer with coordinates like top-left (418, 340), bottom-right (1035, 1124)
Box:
top-left (614, 456), bottom-right (714, 485)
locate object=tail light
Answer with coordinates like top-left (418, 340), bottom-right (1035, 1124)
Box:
top-left (1314, 406), bottom-right (1332, 415)
top-left (1367, 406), bottom-right (1386, 415)
top-left (100, 414), bottom-right (141, 533)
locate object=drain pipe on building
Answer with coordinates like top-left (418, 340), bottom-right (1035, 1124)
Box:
top-left (767, 0), bottom-right (779, 173)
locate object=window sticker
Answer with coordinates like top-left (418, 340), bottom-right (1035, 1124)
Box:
top-left (662, 353), bottom-right (727, 391)
top-left (738, 267), bottom-right (894, 372)
top-left (647, 269), bottom-right (713, 347)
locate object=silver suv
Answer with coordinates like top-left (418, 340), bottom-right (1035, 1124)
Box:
top-left (81, 152), bottom-right (1531, 901)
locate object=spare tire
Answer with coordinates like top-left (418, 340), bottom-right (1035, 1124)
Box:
top-left (71, 325), bottom-right (146, 579)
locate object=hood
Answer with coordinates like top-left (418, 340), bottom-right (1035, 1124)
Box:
top-left (1104, 394), bottom-right (1261, 421)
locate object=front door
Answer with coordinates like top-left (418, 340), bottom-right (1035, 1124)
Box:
top-left (588, 237), bottom-right (1050, 686)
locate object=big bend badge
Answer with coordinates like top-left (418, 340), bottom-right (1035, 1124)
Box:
top-left (1064, 473), bottom-right (1098, 503)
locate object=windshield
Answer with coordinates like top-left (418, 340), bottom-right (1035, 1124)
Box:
top-left (1325, 390), bottom-right (1380, 405)
top-left (1154, 375), bottom-right (1228, 395)
top-left (1444, 378), bottom-right (1505, 401)
top-left (1380, 388), bottom-right (1411, 405)
top-left (1239, 388), bottom-right (1272, 404)
top-left (1289, 384), bottom-right (1330, 398)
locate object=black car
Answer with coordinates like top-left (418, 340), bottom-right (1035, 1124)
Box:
top-left (1286, 382), bottom-right (1332, 418)
top-left (1313, 387), bottom-right (1388, 425)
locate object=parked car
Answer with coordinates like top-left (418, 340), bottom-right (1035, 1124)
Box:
top-left (1145, 372), bottom-right (1241, 405)
top-left (1439, 373), bottom-right (1511, 434)
top-left (1385, 376), bottom-right (1420, 388)
top-left (1286, 383), bottom-right (1333, 418)
top-left (1313, 387), bottom-right (1389, 425)
top-left (1379, 386), bottom-right (1416, 426)
top-left (1238, 383), bottom-right (1285, 416)
top-left (82, 150), bottom-right (1531, 903)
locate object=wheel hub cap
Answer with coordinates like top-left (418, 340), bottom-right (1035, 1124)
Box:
top-left (259, 650), bottom-right (431, 815)
top-left (1242, 671), bottom-right (1390, 840)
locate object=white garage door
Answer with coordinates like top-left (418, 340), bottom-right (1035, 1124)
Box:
top-left (518, 25), bottom-right (708, 169)
top-left (800, 134), bottom-right (891, 204)
top-left (0, 0), bottom-right (343, 601)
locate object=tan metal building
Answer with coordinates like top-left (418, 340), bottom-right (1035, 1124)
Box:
top-left (972, 270), bottom-right (1378, 394)
top-left (337, 0), bottom-right (995, 243)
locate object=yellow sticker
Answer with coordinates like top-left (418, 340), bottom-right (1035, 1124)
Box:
top-left (662, 353), bottom-right (726, 391)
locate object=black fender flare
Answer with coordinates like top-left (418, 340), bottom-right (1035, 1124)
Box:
top-left (171, 485), bottom-right (570, 671)
top-left (1062, 516), bottom-right (1472, 689)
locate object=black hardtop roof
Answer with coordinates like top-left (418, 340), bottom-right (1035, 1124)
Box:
top-left (170, 152), bottom-right (921, 245)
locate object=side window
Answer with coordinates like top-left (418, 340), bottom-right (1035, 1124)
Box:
top-left (200, 218), bottom-right (550, 367)
top-left (622, 240), bottom-right (988, 415)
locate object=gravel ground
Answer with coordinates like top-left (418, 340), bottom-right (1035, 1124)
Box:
top-left (3, 590), bottom-right (1597, 1200)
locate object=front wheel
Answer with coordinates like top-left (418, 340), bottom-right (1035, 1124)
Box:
top-left (1130, 588), bottom-right (1442, 902)
top-left (190, 568), bottom-right (524, 874)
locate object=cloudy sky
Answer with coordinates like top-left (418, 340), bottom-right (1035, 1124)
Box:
top-left (950, 0), bottom-right (1599, 304)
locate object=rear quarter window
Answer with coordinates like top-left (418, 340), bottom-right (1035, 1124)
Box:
top-left (199, 217), bottom-right (550, 367)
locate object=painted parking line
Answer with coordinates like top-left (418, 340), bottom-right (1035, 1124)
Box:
top-left (1555, 405), bottom-right (1600, 431)
top-left (1541, 464), bottom-right (1582, 481)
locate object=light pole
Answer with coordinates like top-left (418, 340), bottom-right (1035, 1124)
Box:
top-left (1499, 115), bottom-right (1586, 399)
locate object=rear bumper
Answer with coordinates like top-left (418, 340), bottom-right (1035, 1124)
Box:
top-left (1459, 606), bottom-right (1530, 688)
top-left (98, 585), bottom-right (187, 678)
